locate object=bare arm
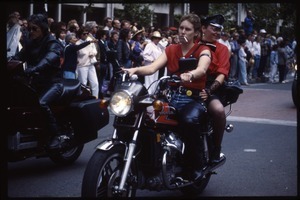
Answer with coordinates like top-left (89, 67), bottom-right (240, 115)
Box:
top-left (180, 49), bottom-right (211, 82)
top-left (215, 74), bottom-right (225, 84)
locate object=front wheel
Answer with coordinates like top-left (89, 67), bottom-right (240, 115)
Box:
top-left (81, 145), bottom-right (137, 197)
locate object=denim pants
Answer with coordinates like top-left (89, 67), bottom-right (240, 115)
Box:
top-left (252, 54), bottom-right (261, 78)
top-left (170, 93), bottom-right (207, 125)
top-left (63, 71), bottom-right (76, 79)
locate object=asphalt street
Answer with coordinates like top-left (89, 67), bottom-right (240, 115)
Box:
top-left (5, 76), bottom-right (298, 198)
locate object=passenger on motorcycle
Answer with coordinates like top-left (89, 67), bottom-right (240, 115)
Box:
top-left (10, 13), bottom-right (64, 149)
top-left (122, 13), bottom-right (212, 182)
top-left (198, 14), bottom-right (230, 164)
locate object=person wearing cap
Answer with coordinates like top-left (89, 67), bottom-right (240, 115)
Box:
top-left (142, 31), bottom-right (165, 94)
top-left (123, 13), bottom-right (212, 182)
top-left (130, 29), bottom-right (147, 68)
top-left (258, 28), bottom-right (271, 80)
top-left (199, 14), bottom-right (230, 164)
top-left (10, 13), bottom-right (65, 149)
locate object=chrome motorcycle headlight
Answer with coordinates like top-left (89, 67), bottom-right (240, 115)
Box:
top-left (110, 91), bottom-right (133, 116)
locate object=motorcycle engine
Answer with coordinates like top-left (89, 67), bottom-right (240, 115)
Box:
top-left (161, 131), bottom-right (186, 187)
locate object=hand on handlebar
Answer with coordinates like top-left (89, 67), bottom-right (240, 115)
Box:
top-left (121, 67), bottom-right (136, 77)
top-left (180, 72), bottom-right (193, 82)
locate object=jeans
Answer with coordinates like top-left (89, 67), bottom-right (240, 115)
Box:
top-left (252, 54), bottom-right (261, 78)
top-left (238, 59), bottom-right (248, 84)
top-left (170, 93), bottom-right (207, 125)
top-left (63, 71), bottom-right (76, 79)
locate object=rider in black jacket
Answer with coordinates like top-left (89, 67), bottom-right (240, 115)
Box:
top-left (11, 13), bottom-right (64, 149)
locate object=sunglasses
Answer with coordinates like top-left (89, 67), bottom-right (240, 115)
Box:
top-left (82, 32), bottom-right (89, 35)
top-left (28, 26), bottom-right (40, 32)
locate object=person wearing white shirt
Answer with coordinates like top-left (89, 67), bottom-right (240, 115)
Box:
top-left (245, 33), bottom-right (255, 79)
top-left (218, 31), bottom-right (231, 57)
top-left (142, 31), bottom-right (165, 94)
top-left (238, 38), bottom-right (249, 85)
top-left (76, 28), bottom-right (99, 98)
top-left (251, 35), bottom-right (261, 80)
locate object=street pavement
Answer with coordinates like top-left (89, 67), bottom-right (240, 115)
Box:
top-left (6, 72), bottom-right (298, 198)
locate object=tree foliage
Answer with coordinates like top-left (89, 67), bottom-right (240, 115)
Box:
top-left (208, 3), bottom-right (237, 30)
top-left (114, 4), bottom-right (155, 29)
top-left (209, 3), bottom-right (296, 39)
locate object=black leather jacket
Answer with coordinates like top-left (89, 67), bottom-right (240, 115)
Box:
top-left (13, 33), bottom-right (63, 85)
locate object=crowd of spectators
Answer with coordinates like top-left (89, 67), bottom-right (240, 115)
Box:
top-left (7, 9), bottom-right (297, 100)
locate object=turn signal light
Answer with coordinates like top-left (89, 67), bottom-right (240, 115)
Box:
top-left (153, 100), bottom-right (163, 111)
top-left (100, 99), bottom-right (109, 109)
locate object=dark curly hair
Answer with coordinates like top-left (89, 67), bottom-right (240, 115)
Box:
top-left (119, 28), bottom-right (131, 41)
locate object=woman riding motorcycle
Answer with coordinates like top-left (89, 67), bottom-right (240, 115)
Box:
top-left (122, 13), bottom-right (212, 182)
top-left (10, 13), bottom-right (64, 149)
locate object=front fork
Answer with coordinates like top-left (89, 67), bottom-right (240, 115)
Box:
top-left (116, 112), bottom-right (144, 194)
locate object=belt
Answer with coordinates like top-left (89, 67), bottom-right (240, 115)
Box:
top-left (177, 86), bottom-right (201, 97)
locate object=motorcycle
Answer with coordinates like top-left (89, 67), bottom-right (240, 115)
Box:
top-left (81, 71), bottom-right (243, 197)
top-left (6, 60), bottom-right (109, 165)
top-left (81, 69), bottom-right (243, 198)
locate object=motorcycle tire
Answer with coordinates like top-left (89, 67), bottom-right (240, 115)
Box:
top-left (48, 144), bottom-right (84, 165)
top-left (81, 145), bottom-right (137, 198)
top-left (292, 79), bottom-right (298, 108)
top-left (179, 173), bottom-right (211, 196)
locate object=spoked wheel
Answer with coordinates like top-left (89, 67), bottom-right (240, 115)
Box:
top-left (81, 145), bottom-right (137, 197)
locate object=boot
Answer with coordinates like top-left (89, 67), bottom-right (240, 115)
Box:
top-left (39, 84), bottom-right (65, 150)
top-left (210, 145), bottom-right (225, 165)
top-left (42, 107), bottom-right (64, 150)
top-left (47, 122), bottom-right (64, 149)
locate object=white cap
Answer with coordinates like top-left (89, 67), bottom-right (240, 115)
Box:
top-left (277, 37), bottom-right (283, 43)
top-left (260, 29), bottom-right (267, 34)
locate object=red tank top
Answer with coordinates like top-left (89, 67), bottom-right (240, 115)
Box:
top-left (165, 44), bottom-right (210, 90)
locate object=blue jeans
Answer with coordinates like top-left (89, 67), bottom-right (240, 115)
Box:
top-left (252, 55), bottom-right (261, 79)
top-left (170, 93), bottom-right (207, 125)
top-left (63, 71), bottom-right (76, 79)
top-left (238, 59), bottom-right (248, 84)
